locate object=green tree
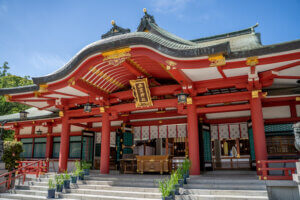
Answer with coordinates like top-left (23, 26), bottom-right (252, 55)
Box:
top-left (2, 140), bottom-right (23, 171)
top-left (0, 62), bottom-right (33, 140)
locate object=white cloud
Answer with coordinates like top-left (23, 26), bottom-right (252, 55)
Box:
top-left (29, 52), bottom-right (67, 73)
top-left (149, 0), bottom-right (191, 13)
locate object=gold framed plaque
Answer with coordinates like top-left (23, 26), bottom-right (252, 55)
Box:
top-left (130, 78), bottom-right (153, 108)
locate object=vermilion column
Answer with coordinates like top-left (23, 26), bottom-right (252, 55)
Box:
top-left (100, 112), bottom-right (110, 174)
top-left (250, 91), bottom-right (268, 173)
top-left (45, 125), bottom-right (53, 159)
top-left (14, 127), bottom-right (20, 141)
top-left (187, 101), bottom-right (200, 175)
top-left (59, 114), bottom-right (70, 172)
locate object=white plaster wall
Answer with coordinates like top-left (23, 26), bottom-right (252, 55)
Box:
top-left (70, 125), bottom-right (84, 132)
top-left (53, 124), bottom-right (62, 133)
top-left (35, 125), bottom-right (48, 134)
top-left (20, 126), bottom-right (32, 135)
top-left (296, 105), bottom-right (300, 117)
top-left (262, 106), bottom-right (290, 119)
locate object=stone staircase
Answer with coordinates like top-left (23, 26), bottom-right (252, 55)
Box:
top-left (0, 170), bottom-right (269, 200)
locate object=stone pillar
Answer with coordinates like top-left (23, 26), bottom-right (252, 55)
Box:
top-left (250, 90), bottom-right (268, 173)
top-left (58, 113), bottom-right (70, 172)
top-left (187, 100), bottom-right (200, 175)
top-left (100, 112), bottom-right (110, 174)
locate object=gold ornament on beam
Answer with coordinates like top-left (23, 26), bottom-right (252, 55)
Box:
top-left (59, 111), bottom-right (64, 117)
top-left (208, 53), bottom-right (226, 67)
top-left (187, 97), bottom-right (193, 104)
top-left (39, 84), bottom-right (48, 93)
top-left (246, 56), bottom-right (259, 66)
top-left (4, 95), bottom-right (11, 102)
top-left (251, 90), bottom-right (261, 99)
top-left (102, 47), bottom-right (131, 67)
top-left (100, 107), bottom-right (105, 113)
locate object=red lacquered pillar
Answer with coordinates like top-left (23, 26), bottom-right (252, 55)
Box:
top-left (250, 91), bottom-right (268, 174)
top-left (187, 99), bottom-right (200, 175)
top-left (58, 113), bottom-right (70, 172)
top-left (45, 125), bottom-right (53, 159)
top-left (100, 112), bottom-right (110, 174)
top-left (14, 126), bottom-right (20, 141)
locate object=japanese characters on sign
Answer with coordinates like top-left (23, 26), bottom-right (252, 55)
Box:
top-left (130, 78), bottom-right (153, 108)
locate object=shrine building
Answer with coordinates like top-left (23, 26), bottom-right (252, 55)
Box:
top-left (0, 9), bottom-right (299, 175)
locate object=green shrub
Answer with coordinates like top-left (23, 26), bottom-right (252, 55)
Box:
top-left (63, 170), bottom-right (70, 180)
top-left (158, 179), bottom-right (170, 198)
top-left (48, 179), bottom-right (55, 189)
top-left (2, 140), bottom-right (23, 171)
top-left (81, 161), bottom-right (91, 169)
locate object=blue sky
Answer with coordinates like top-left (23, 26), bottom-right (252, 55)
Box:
top-left (0, 0), bottom-right (299, 78)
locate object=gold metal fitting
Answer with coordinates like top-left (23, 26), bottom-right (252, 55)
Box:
top-left (246, 56), bottom-right (259, 66)
top-left (100, 107), bottom-right (105, 113)
top-left (208, 53), bottom-right (226, 67)
top-left (143, 8), bottom-right (147, 13)
top-left (111, 20), bottom-right (115, 25)
top-left (59, 111), bottom-right (64, 117)
top-left (257, 160), bottom-right (261, 164)
top-left (187, 97), bottom-right (193, 104)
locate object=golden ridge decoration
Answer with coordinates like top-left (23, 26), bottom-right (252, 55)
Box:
top-left (208, 53), bottom-right (226, 67)
top-left (103, 47), bottom-right (131, 67)
top-left (130, 78), bottom-right (153, 108)
top-left (246, 56), bottom-right (259, 66)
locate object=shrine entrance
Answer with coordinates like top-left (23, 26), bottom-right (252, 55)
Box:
top-left (200, 123), bottom-right (254, 171)
top-left (81, 131), bottom-right (95, 167)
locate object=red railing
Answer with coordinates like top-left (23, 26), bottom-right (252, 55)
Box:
top-left (259, 160), bottom-right (297, 180)
top-left (0, 160), bottom-right (48, 191)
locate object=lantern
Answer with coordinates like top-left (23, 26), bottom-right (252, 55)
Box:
top-left (19, 110), bottom-right (28, 120)
top-left (36, 129), bottom-right (42, 135)
top-left (177, 91), bottom-right (188, 104)
top-left (84, 103), bottom-right (92, 113)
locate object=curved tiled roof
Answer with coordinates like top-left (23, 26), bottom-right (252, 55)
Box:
top-left (31, 32), bottom-right (230, 85)
top-left (0, 84), bottom-right (39, 95)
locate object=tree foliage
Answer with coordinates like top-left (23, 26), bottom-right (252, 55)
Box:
top-left (0, 62), bottom-right (33, 140)
top-left (2, 140), bottom-right (23, 171)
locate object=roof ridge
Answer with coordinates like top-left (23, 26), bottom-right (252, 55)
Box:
top-left (191, 23), bottom-right (259, 43)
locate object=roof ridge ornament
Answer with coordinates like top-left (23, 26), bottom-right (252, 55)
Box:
top-left (137, 8), bottom-right (156, 32)
top-left (101, 20), bottom-right (130, 39)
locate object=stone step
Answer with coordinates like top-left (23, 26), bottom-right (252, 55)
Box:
top-left (185, 183), bottom-right (266, 190)
top-left (38, 176), bottom-right (165, 183)
top-left (179, 194), bottom-right (268, 200)
top-left (187, 179), bottom-right (265, 185)
top-left (28, 180), bottom-right (159, 187)
top-left (186, 189), bottom-right (268, 196)
top-left (17, 184), bottom-right (160, 193)
top-left (11, 187), bottom-right (161, 199)
top-left (59, 193), bottom-right (160, 200)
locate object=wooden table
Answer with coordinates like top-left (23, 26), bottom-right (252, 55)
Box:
top-left (136, 155), bottom-right (170, 174)
top-left (120, 158), bottom-right (137, 174)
